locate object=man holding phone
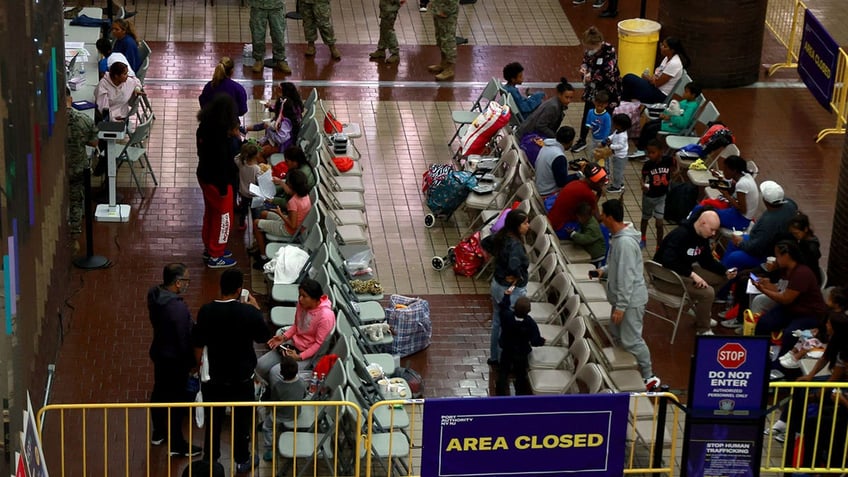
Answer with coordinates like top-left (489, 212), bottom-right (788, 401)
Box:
top-left (593, 200), bottom-right (660, 391)
top-left (654, 209), bottom-right (738, 335)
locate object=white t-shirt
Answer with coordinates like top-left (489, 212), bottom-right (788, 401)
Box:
top-left (734, 173), bottom-right (759, 219)
top-left (656, 54), bottom-right (684, 96)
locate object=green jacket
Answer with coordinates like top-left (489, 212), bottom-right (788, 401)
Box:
top-left (660, 99), bottom-right (699, 134)
top-left (570, 217), bottom-right (606, 260)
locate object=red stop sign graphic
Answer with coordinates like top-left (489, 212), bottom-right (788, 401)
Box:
top-left (717, 342), bottom-right (747, 369)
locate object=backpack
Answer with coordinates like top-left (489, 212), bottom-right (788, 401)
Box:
top-left (699, 124), bottom-right (735, 157)
top-left (391, 365), bottom-right (423, 398)
top-left (664, 182), bottom-right (698, 224)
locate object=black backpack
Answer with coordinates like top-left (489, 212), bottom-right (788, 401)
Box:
top-left (664, 182), bottom-right (698, 224)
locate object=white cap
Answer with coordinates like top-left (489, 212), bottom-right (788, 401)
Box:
top-left (759, 180), bottom-right (786, 205)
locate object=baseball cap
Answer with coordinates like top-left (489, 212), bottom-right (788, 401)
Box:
top-left (759, 180), bottom-right (786, 205)
top-left (586, 164), bottom-right (609, 185)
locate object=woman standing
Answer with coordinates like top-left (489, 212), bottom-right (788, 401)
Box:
top-left (197, 95), bottom-right (241, 269)
top-left (572, 26), bottom-right (622, 153)
top-left (481, 210), bottom-right (531, 366)
top-left (621, 37), bottom-right (690, 104)
top-left (111, 19), bottom-right (141, 72)
top-left (199, 57), bottom-right (248, 119)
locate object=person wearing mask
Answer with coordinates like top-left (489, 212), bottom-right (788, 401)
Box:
top-left (572, 26), bottom-right (621, 153)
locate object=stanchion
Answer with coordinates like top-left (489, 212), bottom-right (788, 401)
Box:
top-left (73, 167), bottom-right (110, 269)
top-left (651, 384), bottom-right (670, 476)
top-left (286, 0), bottom-right (303, 20)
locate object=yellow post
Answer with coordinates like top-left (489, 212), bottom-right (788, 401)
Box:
top-left (817, 48), bottom-right (848, 142)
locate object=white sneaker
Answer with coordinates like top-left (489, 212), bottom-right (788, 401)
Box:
top-left (710, 319), bottom-right (718, 327)
top-left (697, 330), bottom-right (715, 336)
top-left (644, 375), bottom-right (661, 391)
top-left (779, 353), bottom-right (800, 369)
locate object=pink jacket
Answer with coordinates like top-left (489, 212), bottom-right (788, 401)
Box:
top-left (283, 295), bottom-right (335, 360)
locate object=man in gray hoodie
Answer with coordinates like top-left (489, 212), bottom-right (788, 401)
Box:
top-left (594, 199), bottom-right (660, 391)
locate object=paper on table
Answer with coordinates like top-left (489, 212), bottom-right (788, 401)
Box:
top-left (249, 170), bottom-right (277, 208)
top-left (746, 279), bottom-right (761, 295)
top-left (64, 42), bottom-right (91, 61)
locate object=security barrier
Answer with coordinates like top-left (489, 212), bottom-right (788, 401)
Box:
top-left (765, 0), bottom-right (806, 76)
top-left (36, 400), bottom-right (362, 477)
top-left (817, 47), bottom-right (848, 142)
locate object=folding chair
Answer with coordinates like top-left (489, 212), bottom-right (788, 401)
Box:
top-left (276, 385), bottom-right (347, 477)
top-left (529, 309), bottom-right (586, 370)
top-left (664, 101), bottom-right (720, 150)
top-left (448, 78), bottom-right (501, 146)
top-left (528, 272), bottom-right (574, 325)
top-left (265, 204), bottom-right (321, 243)
top-left (323, 205), bottom-right (368, 246)
top-left (528, 337), bottom-right (591, 394)
top-left (318, 179), bottom-right (366, 211)
top-left (110, 115), bottom-right (158, 198)
top-left (643, 260), bottom-right (692, 344)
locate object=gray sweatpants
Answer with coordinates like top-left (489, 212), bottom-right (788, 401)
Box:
top-left (608, 304), bottom-right (653, 379)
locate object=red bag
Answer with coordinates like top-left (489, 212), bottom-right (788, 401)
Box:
top-left (453, 232), bottom-right (485, 277)
top-left (272, 161), bottom-right (289, 178)
top-left (699, 198), bottom-right (730, 209)
top-left (313, 354), bottom-right (338, 377)
top-left (333, 156), bottom-right (354, 172)
top-left (324, 112), bottom-right (343, 134)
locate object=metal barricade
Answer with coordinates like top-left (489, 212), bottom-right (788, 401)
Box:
top-left (817, 47), bottom-right (848, 142)
top-left (765, 0), bottom-right (807, 76)
top-left (36, 400), bottom-right (361, 477)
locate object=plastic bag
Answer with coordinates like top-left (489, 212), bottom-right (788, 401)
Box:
top-left (195, 391), bottom-right (205, 428)
top-left (200, 346), bottom-right (211, 382)
top-left (344, 250), bottom-right (374, 276)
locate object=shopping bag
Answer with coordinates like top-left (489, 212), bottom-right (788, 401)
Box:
top-left (385, 295), bottom-right (432, 357)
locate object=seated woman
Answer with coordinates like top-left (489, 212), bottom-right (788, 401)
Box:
top-left (502, 62), bottom-right (545, 117)
top-left (788, 213), bottom-right (823, 287)
top-left (634, 82), bottom-right (702, 155)
top-left (94, 61), bottom-right (143, 121)
top-left (110, 19), bottom-right (142, 72)
top-left (690, 155), bottom-right (759, 231)
top-left (256, 278), bottom-right (336, 382)
top-left (752, 240), bottom-right (828, 358)
top-left (621, 37), bottom-right (690, 105)
top-left (515, 78), bottom-right (574, 163)
top-left (199, 57), bottom-right (248, 119)
top-left (251, 168), bottom-right (312, 268)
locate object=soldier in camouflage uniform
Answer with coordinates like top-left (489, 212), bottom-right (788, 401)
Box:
top-left (427, 0), bottom-right (459, 80)
top-left (65, 89), bottom-right (99, 235)
top-left (302, 0), bottom-right (341, 60)
top-left (249, 0), bottom-right (292, 74)
top-left (368, 0), bottom-right (404, 64)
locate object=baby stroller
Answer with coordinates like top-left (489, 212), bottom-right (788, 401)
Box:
top-left (421, 163), bottom-right (478, 227)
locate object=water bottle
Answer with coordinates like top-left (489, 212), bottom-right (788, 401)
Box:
top-left (308, 372), bottom-right (319, 395)
top-left (78, 62), bottom-right (85, 76)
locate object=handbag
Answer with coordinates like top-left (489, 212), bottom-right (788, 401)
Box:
top-left (333, 156), bottom-right (354, 172)
top-left (194, 391), bottom-right (205, 428)
top-left (324, 112), bottom-right (343, 134)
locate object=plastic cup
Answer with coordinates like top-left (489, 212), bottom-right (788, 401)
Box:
top-left (767, 256), bottom-right (776, 265)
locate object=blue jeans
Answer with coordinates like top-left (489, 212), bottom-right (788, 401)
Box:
top-left (490, 281), bottom-right (526, 362)
top-left (691, 205), bottom-right (751, 232)
top-left (621, 74), bottom-right (667, 104)
top-left (721, 235), bottom-right (763, 270)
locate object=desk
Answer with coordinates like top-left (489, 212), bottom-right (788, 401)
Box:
top-left (63, 7), bottom-right (103, 44)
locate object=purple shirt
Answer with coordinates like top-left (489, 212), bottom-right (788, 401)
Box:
top-left (199, 77), bottom-right (248, 117)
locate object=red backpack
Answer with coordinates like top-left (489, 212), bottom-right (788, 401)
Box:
top-left (452, 232), bottom-right (486, 277)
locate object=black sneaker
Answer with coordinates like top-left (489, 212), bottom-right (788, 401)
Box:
top-left (169, 442), bottom-right (202, 457)
top-left (151, 433), bottom-right (165, 446)
top-left (236, 454), bottom-right (261, 473)
top-left (599, 10), bottom-right (618, 17)
top-left (570, 139), bottom-right (588, 152)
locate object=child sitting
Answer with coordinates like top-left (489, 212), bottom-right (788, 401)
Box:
top-left (502, 62), bottom-right (545, 117)
top-left (495, 293), bottom-right (545, 396)
top-left (604, 113), bottom-right (632, 193)
top-left (235, 142), bottom-right (269, 231)
top-left (634, 82), bottom-right (703, 155)
top-left (566, 201), bottom-right (607, 266)
top-left (640, 139), bottom-right (676, 249)
top-left (251, 168), bottom-right (313, 269)
top-left (778, 329), bottom-right (825, 369)
top-left (261, 355), bottom-right (307, 462)
top-left (586, 91), bottom-right (612, 152)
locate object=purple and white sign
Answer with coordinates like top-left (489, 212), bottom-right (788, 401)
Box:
top-left (683, 420), bottom-right (762, 477)
top-left (690, 337), bottom-right (770, 416)
top-left (798, 9), bottom-right (840, 110)
top-left (421, 394), bottom-right (629, 477)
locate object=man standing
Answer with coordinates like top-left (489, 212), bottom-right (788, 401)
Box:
top-left (595, 199), bottom-right (659, 390)
top-left (65, 87), bottom-right (99, 235)
top-left (249, 0), bottom-right (292, 74)
top-left (193, 269), bottom-right (272, 473)
top-left (302, 0), bottom-right (341, 60)
top-left (147, 263), bottom-right (201, 457)
top-left (426, 0), bottom-right (459, 80)
top-left (368, 0), bottom-right (404, 64)
top-left (654, 209), bottom-right (738, 335)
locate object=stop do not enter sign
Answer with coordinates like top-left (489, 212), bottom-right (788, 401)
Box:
top-left (717, 342), bottom-right (747, 369)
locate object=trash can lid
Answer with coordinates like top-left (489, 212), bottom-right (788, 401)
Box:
top-left (617, 18), bottom-right (662, 35)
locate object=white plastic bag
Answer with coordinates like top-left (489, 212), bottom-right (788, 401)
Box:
top-left (344, 250), bottom-right (374, 276)
top-left (195, 391), bottom-right (205, 428)
top-left (273, 245), bottom-right (310, 284)
top-left (200, 346), bottom-right (211, 383)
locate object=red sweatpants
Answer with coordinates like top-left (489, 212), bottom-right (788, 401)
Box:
top-left (199, 180), bottom-right (233, 258)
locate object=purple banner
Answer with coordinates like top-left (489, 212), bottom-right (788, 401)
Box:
top-left (683, 420), bottom-right (762, 477)
top-left (798, 9), bottom-right (840, 110)
top-left (421, 394), bottom-right (629, 477)
top-left (690, 337), bottom-right (770, 416)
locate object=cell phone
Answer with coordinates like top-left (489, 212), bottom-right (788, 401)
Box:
top-left (240, 289), bottom-right (250, 303)
top-left (279, 343), bottom-right (294, 352)
top-left (708, 179), bottom-right (732, 190)
top-left (588, 270), bottom-right (600, 279)
top-left (749, 274), bottom-right (760, 283)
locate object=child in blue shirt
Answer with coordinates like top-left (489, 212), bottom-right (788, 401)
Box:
top-left (586, 91), bottom-right (612, 150)
top-left (502, 62), bottom-right (545, 117)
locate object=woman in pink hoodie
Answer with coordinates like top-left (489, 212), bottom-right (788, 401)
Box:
top-left (257, 278), bottom-right (335, 383)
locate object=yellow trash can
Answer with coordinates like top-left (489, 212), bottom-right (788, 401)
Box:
top-left (617, 19), bottom-right (662, 78)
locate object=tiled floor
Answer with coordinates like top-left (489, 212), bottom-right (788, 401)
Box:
top-left (49, 0), bottom-right (845, 471)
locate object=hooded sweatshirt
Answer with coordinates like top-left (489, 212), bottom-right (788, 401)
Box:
top-left (602, 224), bottom-right (648, 310)
top-left (535, 138), bottom-right (570, 196)
top-left (497, 295), bottom-right (545, 355)
top-left (147, 285), bottom-right (195, 369)
top-left (282, 295), bottom-right (335, 360)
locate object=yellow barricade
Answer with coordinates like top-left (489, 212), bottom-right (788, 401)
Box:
top-left (817, 47), bottom-right (848, 142)
top-left (765, 0), bottom-right (807, 76)
top-left (36, 400), bottom-right (361, 477)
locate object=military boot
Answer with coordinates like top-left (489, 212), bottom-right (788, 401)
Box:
top-left (329, 45), bottom-right (342, 60)
top-left (435, 63), bottom-right (454, 81)
top-left (386, 52), bottom-right (400, 64)
top-left (274, 60), bottom-right (292, 74)
top-left (252, 60), bottom-right (264, 73)
top-left (427, 53), bottom-right (445, 73)
top-left (305, 42), bottom-right (316, 56)
top-left (369, 49), bottom-right (386, 60)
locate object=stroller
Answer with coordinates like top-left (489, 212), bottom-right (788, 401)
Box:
top-left (421, 163), bottom-right (478, 227)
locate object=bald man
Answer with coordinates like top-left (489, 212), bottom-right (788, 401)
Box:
top-left (653, 209), bottom-right (738, 335)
